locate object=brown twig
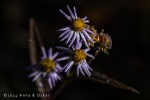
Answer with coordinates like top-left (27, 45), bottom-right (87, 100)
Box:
top-left (89, 70), bottom-right (140, 94)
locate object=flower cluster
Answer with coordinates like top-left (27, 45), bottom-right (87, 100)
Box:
top-left (28, 5), bottom-right (112, 90)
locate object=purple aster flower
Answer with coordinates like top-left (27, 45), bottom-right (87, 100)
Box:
top-left (56, 42), bottom-right (94, 76)
top-left (58, 5), bottom-right (95, 47)
top-left (28, 47), bottom-right (62, 90)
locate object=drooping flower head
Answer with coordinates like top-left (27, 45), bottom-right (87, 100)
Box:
top-left (28, 47), bottom-right (62, 90)
top-left (56, 42), bottom-right (94, 76)
top-left (94, 29), bottom-right (112, 55)
top-left (58, 5), bottom-right (95, 47)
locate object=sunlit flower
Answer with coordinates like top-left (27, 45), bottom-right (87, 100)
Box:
top-left (28, 47), bottom-right (62, 89)
top-left (56, 42), bottom-right (94, 76)
top-left (58, 5), bottom-right (95, 47)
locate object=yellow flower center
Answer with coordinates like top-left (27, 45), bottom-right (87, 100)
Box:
top-left (73, 49), bottom-right (86, 63)
top-left (40, 58), bottom-right (55, 73)
top-left (72, 18), bottom-right (85, 32)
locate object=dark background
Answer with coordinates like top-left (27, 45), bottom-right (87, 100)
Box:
top-left (1, 0), bottom-right (149, 100)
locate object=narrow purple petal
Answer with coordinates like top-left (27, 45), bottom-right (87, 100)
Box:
top-left (83, 60), bottom-right (93, 71)
top-left (28, 71), bottom-right (39, 78)
top-left (82, 61), bottom-right (92, 76)
top-left (56, 64), bottom-right (62, 71)
top-left (84, 20), bottom-right (89, 23)
top-left (67, 5), bottom-right (75, 20)
top-left (83, 48), bottom-right (90, 52)
top-left (80, 33), bottom-right (89, 47)
top-left (60, 31), bottom-right (70, 41)
top-left (86, 53), bottom-right (94, 59)
top-left (56, 46), bottom-right (72, 53)
top-left (52, 52), bottom-right (59, 59)
top-left (48, 78), bottom-right (53, 89)
top-left (59, 9), bottom-right (71, 20)
top-left (65, 31), bottom-right (74, 44)
top-left (84, 28), bottom-right (95, 36)
top-left (56, 56), bottom-right (70, 61)
top-left (82, 16), bottom-right (87, 21)
top-left (74, 6), bottom-right (78, 19)
top-left (32, 72), bottom-right (42, 82)
top-left (81, 63), bottom-right (91, 76)
top-left (58, 26), bottom-right (69, 31)
top-left (78, 64), bottom-right (85, 76)
top-left (48, 48), bottom-right (52, 59)
top-left (41, 46), bottom-right (47, 58)
top-left (64, 61), bottom-right (74, 72)
top-left (68, 33), bottom-right (77, 47)
top-left (82, 30), bottom-right (94, 44)
top-left (77, 65), bottom-right (80, 76)
top-left (76, 32), bottom-right (80, 43)
top-left (72, 44), bottom-right (75, 50)
top-left (61, 61), bottom-right (73, 72)
top-left (50, 73), bottom-right (56, 86)
top-left (59, 29), bottom-right (70, 38)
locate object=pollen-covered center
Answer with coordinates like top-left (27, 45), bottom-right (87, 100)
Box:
top-left (40, 58), bottom-right (55, 73)
top-left (72, 18), bottom-right (85, 32)
top-left (73, 49), bottom-right (86, 62)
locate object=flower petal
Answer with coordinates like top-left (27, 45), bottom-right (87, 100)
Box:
top-left (67, 5), bottom-right (75, 20)
top-left (56, 46), bottom-right (72, 53)
top-left (56, 56), bottom-right (70, 61)
top-left (28, 71), bottom-right (39, 78)
top-left (74, 6), bottom-right (78, 19)
top-left (59, 29), bottom-right (70, 38)
top-left (58, 26), bottom-right (69, 31)
top-left (82, 16), bottom-right (87, 21)
top-left (84, 28), bottom-right (95, 36)
top-left (65, 31), bottom-right (74, 44)
top-left (48, 48), bottom-right (53, 59)
top-left (82, 30), bottom-right (94, 44)
top-left (84, 20), bottom-right (89, 23)
top-left (86, 53), bottom-right (94, 59)
top-left (41, 46), bottom-right (47, 58)
top-left (52, 52), bottom-right (59, 59)
top-left (60, 31), bottom-right (71, 41)
top-left (68, 33), bottom-right (77, 47)
top-left (83, 48), bottom-right (90, 52)
top-left (48, 78), bottom-right (53, 89)
top-left (32, 72), bottom-right (42, 82)
top-left (80, 33), bottom-right (89, 47)
top-left (59, 9), bottom-right (71, 20)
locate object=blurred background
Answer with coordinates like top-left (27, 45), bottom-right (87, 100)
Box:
top-left (1, 0), bottom-right (149, 100)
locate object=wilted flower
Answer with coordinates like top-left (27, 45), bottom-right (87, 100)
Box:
top-left (58, 5), bottom-right (95, 47)
top-left (56, 42), bottom-right (94, 76)
top-left (95, 29), bottom-right (112, 54)
top-left (28, 47), bottom-right (62, 89)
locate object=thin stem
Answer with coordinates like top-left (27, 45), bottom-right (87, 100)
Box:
top-left (88, 49), bottom-right (101, 64)
top-left (29, 18), bottom-right (37, 64)
top-left (89, 70), bottom-right (140, 94)
top-left (52, 78), bottom-right (68, 100)
top-left (33, 19), bottom-right (44, 49)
